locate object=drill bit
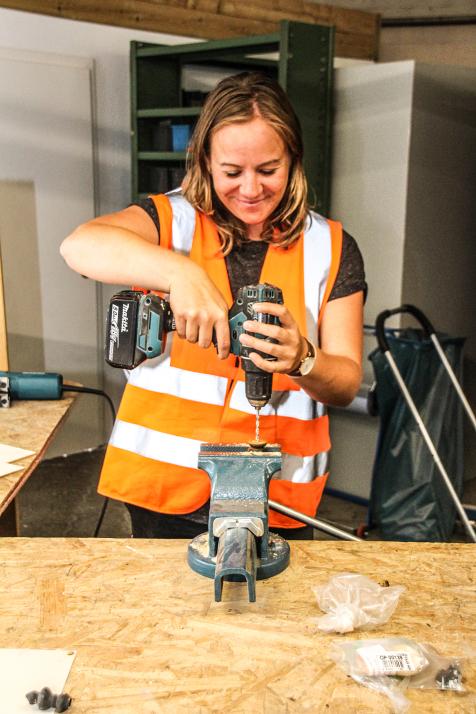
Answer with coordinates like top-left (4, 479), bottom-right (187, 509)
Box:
top-left (248, 408), bottom-right (266, 449)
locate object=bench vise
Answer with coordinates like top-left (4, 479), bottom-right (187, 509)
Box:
top-left (187, 443), bottom-right (290, 602)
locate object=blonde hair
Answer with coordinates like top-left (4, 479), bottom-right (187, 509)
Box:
top-left (182, 72), bottom-right (309, 255)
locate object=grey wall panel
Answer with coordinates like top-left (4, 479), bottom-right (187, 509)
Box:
top-left (0, 50), bottom-right (101, 456)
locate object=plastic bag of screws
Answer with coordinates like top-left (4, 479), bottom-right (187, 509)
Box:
top-left (330, 638), bottom-right (466, 713)
top-left (404, 643), bottom-right (466, 692)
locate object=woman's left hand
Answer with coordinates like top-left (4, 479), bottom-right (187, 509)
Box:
top-left (240, 302), bottom-right (306, 374)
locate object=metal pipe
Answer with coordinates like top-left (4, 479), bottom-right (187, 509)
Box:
top-left (385, 351), bottom-right (476, 543)
top-left (268, 499), bottom-right (362, 542)
top-left (430, 334), bottom-right (476, 433)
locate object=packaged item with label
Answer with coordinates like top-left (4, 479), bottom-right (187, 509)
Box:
top-left (330, 637), bottom-right (466, 713)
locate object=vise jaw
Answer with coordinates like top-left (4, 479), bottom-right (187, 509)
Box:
top-left (187, 443), bottom-right (290, 602)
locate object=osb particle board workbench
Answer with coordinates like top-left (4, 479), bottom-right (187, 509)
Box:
top-left (0, 539), bottom-right (474, 713)
top-left (0, 392), bottom-right (78, 531)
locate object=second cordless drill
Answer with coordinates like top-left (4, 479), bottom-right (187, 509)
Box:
top-left (105, 283), bottom-right (283, 440)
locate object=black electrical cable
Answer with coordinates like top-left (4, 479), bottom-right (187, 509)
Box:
top-left (92, 496), bottom-right (110, 539)
top-left (62, 385), bottom-right (116, 538)
top-left (62, 385), bottom-right (116, 424)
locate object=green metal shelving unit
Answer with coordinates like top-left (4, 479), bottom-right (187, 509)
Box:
top-left (131, 20), bottom-right (334, 214)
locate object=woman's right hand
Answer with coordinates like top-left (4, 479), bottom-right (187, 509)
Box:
top-left (60, 205), bottom-right (231, 358)
top-left (169, 261), bottom-right (230, 359)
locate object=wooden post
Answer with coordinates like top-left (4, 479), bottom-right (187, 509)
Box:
top-left (0, 248), bottom-right (8, 371)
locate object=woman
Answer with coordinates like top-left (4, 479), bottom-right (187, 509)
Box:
top-left (61, 72), bottom-right (365, 539)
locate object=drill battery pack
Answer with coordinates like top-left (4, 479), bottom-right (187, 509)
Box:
top-left (105, 290), bottom-right (174, 369)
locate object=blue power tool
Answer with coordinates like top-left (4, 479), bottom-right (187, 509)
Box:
top-left (0, 372), bottom-right (63, 407)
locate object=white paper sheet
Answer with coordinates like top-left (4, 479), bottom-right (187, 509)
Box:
top-left (0, 649), bottom-right (76, 713)
top-left (0, 462), bottom-right (24, 477)
top-left (0, 443), bottom-right (35, 462)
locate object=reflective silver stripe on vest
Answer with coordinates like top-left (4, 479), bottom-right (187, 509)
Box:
top-left (278, 451), bottom-right (328, 481)
top-left (126, 307), bottom-right (228, 407)
top-left (109, 419), bottom-right (326, 479)
top-left (128, 356), bottom-right (228, 406)
top-left (167, 191), bottom-right (195, 254)
top-left (230, 382), bottom-right (326, 419)
top-left (304, 211), bottom-right (331, 346)
top-left (110, 419), bottom-right (202, 468)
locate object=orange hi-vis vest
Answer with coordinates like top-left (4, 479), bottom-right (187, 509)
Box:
top-left (98, 192), bottom-right (343, 527)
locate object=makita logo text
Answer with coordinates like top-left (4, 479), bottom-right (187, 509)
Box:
top-left (121, 303), bottom-right (130, 332)
top-left (109, 304), bottom-right (120, 360)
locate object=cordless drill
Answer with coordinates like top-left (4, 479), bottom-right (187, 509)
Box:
top-left (105, 284), bottom-right (283, 440)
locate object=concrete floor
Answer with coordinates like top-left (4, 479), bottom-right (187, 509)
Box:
top-left (16, 446), bottom-right (476, 542)
top-left (17, 447), bottom-right (129, 538)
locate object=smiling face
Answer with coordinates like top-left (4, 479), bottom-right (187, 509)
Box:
top-left (208, 115), bottom-right (290, 240)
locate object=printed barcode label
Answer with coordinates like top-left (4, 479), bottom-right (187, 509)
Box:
top-left (378, 653), bottom-right (412, 673)
top-left (357, 645), bottom-right (417, 675)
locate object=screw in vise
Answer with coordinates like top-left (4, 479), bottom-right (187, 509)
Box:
top-left (26, 687), bottom-right (72, 712)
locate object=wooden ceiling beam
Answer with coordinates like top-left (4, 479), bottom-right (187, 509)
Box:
top-left (0, 0), bottom-right (380, 59)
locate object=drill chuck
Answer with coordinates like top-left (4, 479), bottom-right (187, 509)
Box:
top-left (243, 367), bottom-right (273, 409)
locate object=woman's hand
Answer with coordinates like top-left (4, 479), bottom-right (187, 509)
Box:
top-left (169, 262), bottom-right (230, 358)
top-left (239, 302), bottom-right (306, 374)
top-left (60, 205), bottom-right (231, 358)
top-left (239, 292), bottom-right (364, 407)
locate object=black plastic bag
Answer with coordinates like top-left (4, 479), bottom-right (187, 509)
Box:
top-left (368, 329), bottom-right (465, 541)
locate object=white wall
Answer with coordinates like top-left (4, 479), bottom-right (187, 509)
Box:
top-left (404, 63), bottom-right (476, 482)
top-left (0, 50), bottom-right (100, 455)
top-left (331, 60), bottom-right (415, 375)
top-left (329, 60), bottom-right (414, 499)
top-left (0, 8), bottom-right (198, 451)
top-left (0, 9), bottom-right (197, 217)
top-left (330, 60), bottom-right (476, 498)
